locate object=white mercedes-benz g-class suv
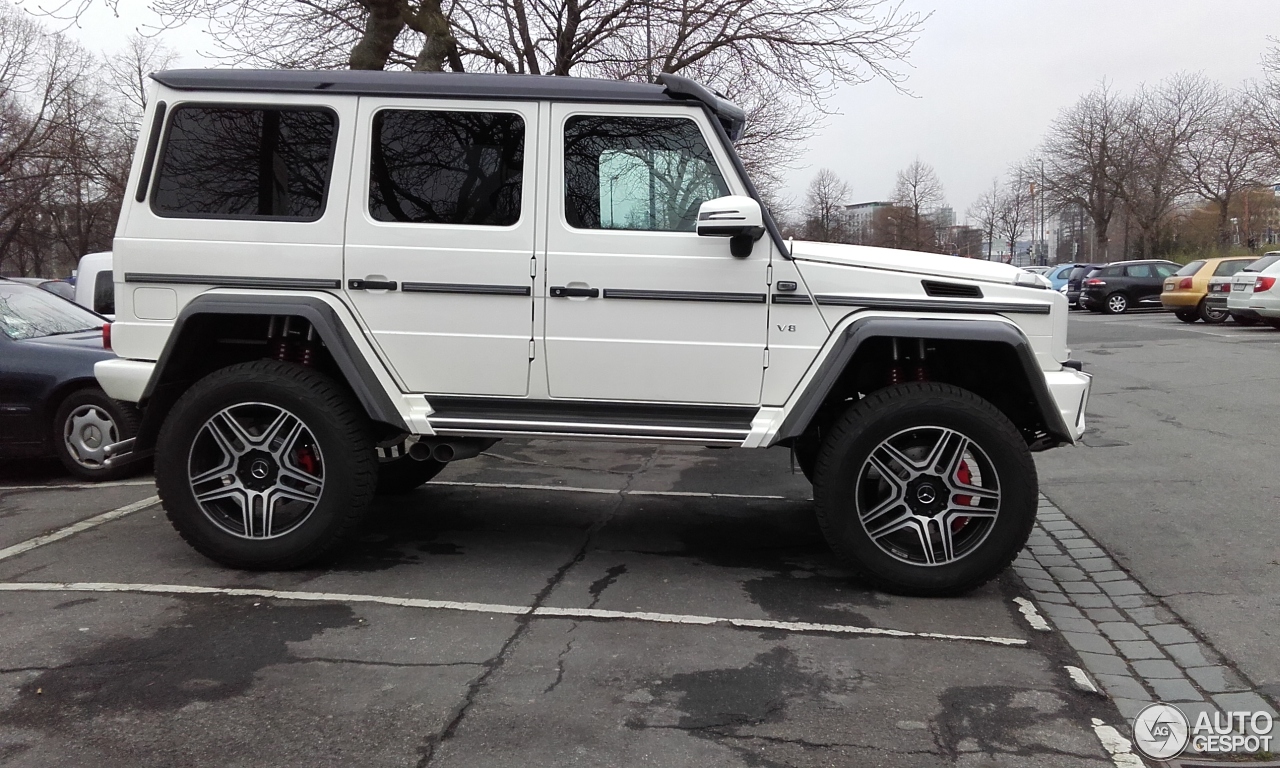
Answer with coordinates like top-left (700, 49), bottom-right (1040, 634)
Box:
top-left (95, 68), bottom-right (1090, 595)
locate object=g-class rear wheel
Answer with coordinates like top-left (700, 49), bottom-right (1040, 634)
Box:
top-left (812, 382), bottom-right (1037, 596)
top-left (155, 360), bottom-right (376, 569)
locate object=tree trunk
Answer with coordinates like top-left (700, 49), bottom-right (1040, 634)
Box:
top-left (349, 0), bottom-right (405, 70)
top-left (409, 0), bottom-right (464, 72)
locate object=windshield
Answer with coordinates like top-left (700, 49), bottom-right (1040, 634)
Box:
top-left (1242, 253), bottom-right (1280, 272)
top-left (1175, 260), bottom-right (1205, 277)
top-left (0, 280), bottom-right (104, 341)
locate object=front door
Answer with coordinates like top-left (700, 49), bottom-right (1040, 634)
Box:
top-left (344, 99), bottom-right (539, 396)
top-left (542, 105), bottom-right (770, 405)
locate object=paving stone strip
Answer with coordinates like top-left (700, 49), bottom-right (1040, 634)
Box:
top-left (1015, 494), bottom-right (1278, 730)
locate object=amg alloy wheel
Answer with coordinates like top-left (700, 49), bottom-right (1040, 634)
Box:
top-left (155, 360), bottom-right (376, 569)
top-left (813, 383), bottom-right (1037, 596)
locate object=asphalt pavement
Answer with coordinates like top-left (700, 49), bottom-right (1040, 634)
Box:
top-left (0, 309), bottom-right (1276, 767)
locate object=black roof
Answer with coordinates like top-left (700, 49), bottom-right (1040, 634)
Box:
top-left (151, 69), bottom-right (747, 139)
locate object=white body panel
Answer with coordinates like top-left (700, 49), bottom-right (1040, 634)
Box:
top-left (74, 251), bottom-right (114, 317)
top-left (1228, 261), bottom-right (1280, 316)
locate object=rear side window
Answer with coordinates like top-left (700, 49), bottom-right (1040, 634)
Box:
top-left (1175, 261), bottom-right (1205, 277)
top-left (1102, 266), bottom-right (1123, 277)
top-left (1125, 263), bottom-right (1153, 278)
top-left (152, 106), bottom-right (337, 221)
top-left (1214, 260), bottom-right (1250, 277)
top-left (93, 271), bottom-right (114, 315)
top-left (369, 110), bottom-right (524, 226)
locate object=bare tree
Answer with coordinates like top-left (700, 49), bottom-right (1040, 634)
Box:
top-left (1185, 89), bottom-right (1276, 243)
top-left (966, 178), bottom-right (1000, 260)
top-left (1113, 73), bottom-right (1217, 258)
top-left (994, 176), bottom-right (1034, 263)
top-left (1038, 82), bottom-right (1128, 262)
top-left (800, 168), bottom-right (851, 242)
top-left (891, 159), bottom-right (944, 252)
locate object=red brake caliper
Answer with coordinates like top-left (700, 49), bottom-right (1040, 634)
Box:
top-left (952, 460), bottom-right (973, 532)
top-left (294, 446), bottom-right (319, 477)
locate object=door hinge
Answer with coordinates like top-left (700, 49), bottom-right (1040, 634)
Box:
top-left (529, 257), bottom-right (537, 279)
top-left (763, 348), bottom-right (770, 368)
top-left (529, 339), bottom-right (536, 360)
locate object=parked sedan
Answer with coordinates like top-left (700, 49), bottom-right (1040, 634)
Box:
top-left (1080, 260), bottom-right (1180, 314)
top-left (0, 279), bottom-right (140, 480)
top-left (1227, 253), bottom-right (1280, 328)
top-left (1161, 256), bottom-right (1256, 324)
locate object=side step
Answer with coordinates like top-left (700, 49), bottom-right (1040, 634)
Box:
top-left (424, 397), bottom-right (758, 444)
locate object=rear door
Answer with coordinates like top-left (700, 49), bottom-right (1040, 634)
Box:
top-left (343, 99), bottom-right (539, 396)
top-left (541, 104), bottom-right (769, 405)
top-left (1124, 263), bottom-right (1160, 305)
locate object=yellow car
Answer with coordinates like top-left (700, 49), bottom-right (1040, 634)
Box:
top-left (1161, 256), bottom-right (1257, 323)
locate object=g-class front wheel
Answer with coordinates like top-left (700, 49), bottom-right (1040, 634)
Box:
top-left (154, 360), bottom-right (377, 569)
top-left (812, 382), bottom-right (1037, 597)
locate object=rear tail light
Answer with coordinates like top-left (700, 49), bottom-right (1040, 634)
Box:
top-left (102, 322), bottom-right (112, 350)
top-left (1255, 276), bottom-right (1276, 292)
top-left (1177, 277), bottom-right (1193, 290)
top-left (1085, 278), bottom-right (1104, 286)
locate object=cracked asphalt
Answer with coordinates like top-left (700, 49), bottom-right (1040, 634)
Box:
top-left (2, 310), bottom-right (1272, 767)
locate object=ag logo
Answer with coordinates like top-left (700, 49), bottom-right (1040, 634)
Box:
top-left (1133, 703), bottom-right (1189, 760)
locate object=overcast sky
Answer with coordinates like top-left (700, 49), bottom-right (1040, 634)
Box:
top-left (58, 0), bottom-right (1278, 223)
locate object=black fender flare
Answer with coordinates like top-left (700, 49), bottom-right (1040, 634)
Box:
top-left (140, 293), bottom-right (407, 430)
top-left (773, 314), bottom-right (1072, 445)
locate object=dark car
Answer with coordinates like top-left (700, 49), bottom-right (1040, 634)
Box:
top-left (1065, 263), bottom-right (1106, 308)
top-left (0, 278), bottom-right (140, 480)
top-left (1079, 259), bottom-right (1180, 314)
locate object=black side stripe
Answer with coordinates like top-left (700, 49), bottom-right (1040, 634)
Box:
top-left (601, 288), bottom-right (766, 303)
top-left (814, 295), bottom-right (1052, 315)
top-left (124, 273), bottom-right (341, 290)
top-left (402, 282), bottom-right (531, 296)
top-left (771, 294), bottom-right (814, 305)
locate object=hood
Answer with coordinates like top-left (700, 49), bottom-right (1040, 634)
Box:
top-left (789, 241), bottom-right (1026, 285)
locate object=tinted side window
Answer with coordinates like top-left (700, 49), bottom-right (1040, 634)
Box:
top-left (153, 106), bottom-right (337, 220)
top-left (564, 116), bottom-right (730, 232)
top-left (93, 271), bottom-right (114, 315)
top-left (1153, 264), bottom-right (1178, 278)
top-left (1126, 264), bottom-right (1153, 278)
top-left (370, 110), bottom-right (524, 226)
top-left (1102, 266), bottom-right (1123, 277)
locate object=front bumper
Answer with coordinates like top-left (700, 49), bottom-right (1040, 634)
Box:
top-left (1045, 367), bottom-right (1092, 443)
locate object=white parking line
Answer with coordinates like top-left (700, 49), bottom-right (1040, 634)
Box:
top-left (1090, 718), bottom-right (1145, 768)
top-left (0, 496), bottom-right (159, 563)
top-left (432, 480), bottom-right (802, 501)
top-left (0, 581), bottom-right (1029, 647)
top-left (0, 479), bottom-right (156, 491)
top-left (1013, 597), bottom-right (1052, 631)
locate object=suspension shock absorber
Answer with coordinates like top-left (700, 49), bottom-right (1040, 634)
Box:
top-left (272, 316), bottom-right (292, 362)
top-left (299, 324), bottom-right (316, 367)
top-left (914, 338), bottom-right (929, 381)
top-left (887, 338), bottom-right (904, 385)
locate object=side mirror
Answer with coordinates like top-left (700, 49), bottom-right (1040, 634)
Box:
top-left (696, 195), bottom-right (765, 257)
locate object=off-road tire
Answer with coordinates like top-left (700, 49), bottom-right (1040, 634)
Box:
top-left (155, 360), bottom-right (377, 570)
top-left (377, 455), bottom-right (446, 495)
top-left (53, 388), bottom-right (142, 481)
top-left (1174, 309), bottom-right (1198, 324)
top-left (1198, 301), bottom-right (1228, 324)
top-left (1103, 292), bottom-right (1129, 314)
top-left (812, 382), bottom-right (1038, 597)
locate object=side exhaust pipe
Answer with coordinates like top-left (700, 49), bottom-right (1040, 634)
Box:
top-left (407, 438), bottom-right (498, 463)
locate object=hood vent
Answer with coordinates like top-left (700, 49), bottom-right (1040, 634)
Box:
top-left (922, 280), bottom-right (983, 299)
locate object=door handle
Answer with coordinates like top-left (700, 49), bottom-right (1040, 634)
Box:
top-left (349, 279), bottom-right (398, 291)
top-left (549, 286), bottom-right (599, 298)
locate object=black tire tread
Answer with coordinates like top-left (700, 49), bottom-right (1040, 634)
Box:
top-left (812, 382), bottom-right (1038, 597)
top-left (155, 360), bottom-right (376, 570)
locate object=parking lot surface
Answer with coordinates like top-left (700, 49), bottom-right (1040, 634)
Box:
top-left (0, 310), bottom-right (1276, 767)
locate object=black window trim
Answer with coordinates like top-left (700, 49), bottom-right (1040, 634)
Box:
top-left (365, 105), bottom-right (529, 229)
top-left (559, 109), bottom-right (734, 234)
top-left (148, 101), bottom-right (341, 223)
